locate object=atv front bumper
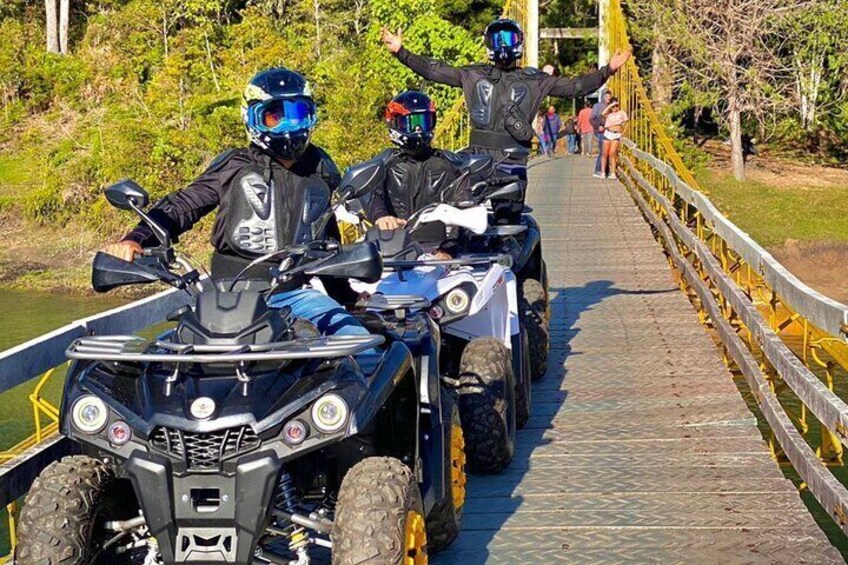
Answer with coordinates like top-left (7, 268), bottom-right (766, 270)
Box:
top-left (126, 450), bottom-right (281, 564)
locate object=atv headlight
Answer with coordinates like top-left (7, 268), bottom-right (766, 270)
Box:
top-left (72, 395), bottom-right (109, 434)
top-left (311, 394), bottom-right (348, 434)
top-left (445, 288), bottom-right (471, 315)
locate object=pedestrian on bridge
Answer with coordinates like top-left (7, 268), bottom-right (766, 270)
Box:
top-left (577, 101), bottom-right (594, 155)
top-left (600, 97), bottom-right (628, 180)
top-left (381, 18), bottom-right (629, 222)
top-left (591, 90), bottom-right (612, 178)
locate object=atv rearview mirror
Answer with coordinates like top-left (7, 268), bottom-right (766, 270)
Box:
top-left (487, 182), bottom-right (522, 201)
top-left (339, 160), bottom-right (385, 200)
top-left (305, 241), bottom-right (383, 283)
top-left (92, 252), bottom-right (182, 293)
top-left (104, 180), bottom-right (171, 248)
top-left (459, 154), bottom-right (494, 177)
top-left (105, 179), bottom-right (150, 210)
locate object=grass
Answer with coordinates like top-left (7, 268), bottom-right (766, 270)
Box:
top-left (0, 153), bottom-right (36, 199)
top-left (695, 167), bottom-right (848, 248)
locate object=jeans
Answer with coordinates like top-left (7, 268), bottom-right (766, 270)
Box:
top-left (267, 288), bottom-right (369, 337)
top-left (536, 133), bottom-right (549, 155)
top-left (567, 134), bottom-right (579, 154)
top-left (594, 133), bottom-right (606, 174)
top-left (581, 133), bottom-right (593, 155)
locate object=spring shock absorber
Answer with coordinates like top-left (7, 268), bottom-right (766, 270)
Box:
top-left (275, 470), bottom-right (311, 564)
top-left (277, 472), bottom-right (296, 512)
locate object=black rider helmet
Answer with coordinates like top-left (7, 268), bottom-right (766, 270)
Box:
top-left (484, 18), bottom-right (524, 66)
top-left (242, 68), bottom-right (318, 160)
top-left (385, 90), bottom-right (437, 152)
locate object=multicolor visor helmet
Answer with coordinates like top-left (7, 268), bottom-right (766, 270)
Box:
top-left (385, 90), bottom-right (437, 151)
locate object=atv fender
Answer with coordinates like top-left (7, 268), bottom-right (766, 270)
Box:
top-left (350, 341), bottom-right (415, 434)
top-left (514, 215), bottom-right (543, 280)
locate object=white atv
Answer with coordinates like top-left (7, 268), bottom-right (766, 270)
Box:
top-left (336, 164), bottom-right (531, 474)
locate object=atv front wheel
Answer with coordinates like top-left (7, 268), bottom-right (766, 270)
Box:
top-left (521, 278), bottom-right (549, 380)
top-left (426, 394), bottom-right (466, 552)
top-left (333, 457), bottom-right (427, 565)
top-left (458, 337), bottom-right (516, 474)
top-left (15, 455), bottom-right (141, 565)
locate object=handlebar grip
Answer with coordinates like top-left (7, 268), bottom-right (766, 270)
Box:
top-left (487, 175), bottom-right (521, 186)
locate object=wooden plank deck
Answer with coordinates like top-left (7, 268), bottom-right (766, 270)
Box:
top-left (434, 156), bottom-right (843, 564)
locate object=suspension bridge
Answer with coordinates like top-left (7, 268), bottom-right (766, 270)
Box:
top-left (3, 0), bottom-right (848, 562)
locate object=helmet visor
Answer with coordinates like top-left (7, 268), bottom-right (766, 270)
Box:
top-left (254, 97), bottom-right (317, 133)
top-left (391, 112), bottom-right (436, 135)
top-left (491, 30), bottom-right (521, 48)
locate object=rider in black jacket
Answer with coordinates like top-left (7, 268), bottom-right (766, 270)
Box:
top-left (101, 68), bottom-right (365, 337)
top-left (361, 91), bottom-right (468, 258)
top-left (367, 91), bottom-right (459, 228)
top-left (381, 19), bottom-right (630, 156)
top-left (381, 19), bottom-right (629, 221)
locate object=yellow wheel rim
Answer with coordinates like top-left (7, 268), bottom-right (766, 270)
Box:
top-left (403, 510), bottom-right (427, 564)
top-left (450, 423), bottom-right (467, 510)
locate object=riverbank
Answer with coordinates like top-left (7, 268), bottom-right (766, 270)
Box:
top-left (694, 143), bottom-right (848, 304)
top-left (0, 210), bottom-right (210, 297)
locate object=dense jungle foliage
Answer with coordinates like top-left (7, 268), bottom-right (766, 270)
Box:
top-left (0, 0), bottom-right (844, 236)
top-left (0, 0), bottom-right (505, 233)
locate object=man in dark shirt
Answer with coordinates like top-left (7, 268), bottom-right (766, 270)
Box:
top-left (101, 68), bottom-right (366, 338)
top-left (591, 89), bottom-right (612, 177)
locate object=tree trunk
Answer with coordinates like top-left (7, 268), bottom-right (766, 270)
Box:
top-left (728, 104), bottom-right (745, 181)
top-left (59, 0), bottom-right (69, 54)
top-left (45, 0), bottom-right (59, 53)
top-left (313, 0), bottom-right (321, 57)
top-left (650, 35), bottom-right (673, 109)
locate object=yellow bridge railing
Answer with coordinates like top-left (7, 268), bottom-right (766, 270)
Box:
top-left (433, 0), bottom-right (528, 151)
top-left (606, 0), bottom-right (848, 534)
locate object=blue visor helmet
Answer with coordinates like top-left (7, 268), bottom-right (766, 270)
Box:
top-left (484, 19), bottom-right (524, 65)
top-left (242, 68), bottom-right (317, 160)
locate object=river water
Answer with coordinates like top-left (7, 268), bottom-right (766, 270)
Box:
top-left (0, 289), bottom-right (127, 448)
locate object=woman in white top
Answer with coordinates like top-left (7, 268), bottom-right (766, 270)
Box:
top-left (600, 97), bottom-right (628, 180)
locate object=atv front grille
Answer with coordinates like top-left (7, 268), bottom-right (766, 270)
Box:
top-left (150, 426), bottom-right (260, 470)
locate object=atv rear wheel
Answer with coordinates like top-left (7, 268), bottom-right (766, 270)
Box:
top-left (520, 278), bottom-right (549, 380)
top-left (426, 395), bottom-right (466, 553)
top-left (458, 338), bottom-right (516, 474)
top-left (332, 457), bottom-right (427, 565)
top-left (15, 455), bottom-right (141, 565)
top-left (515, 326), bottom-right (532, 429)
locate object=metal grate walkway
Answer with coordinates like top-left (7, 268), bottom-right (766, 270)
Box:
top-left (435, 156), bottom-right (843, 564)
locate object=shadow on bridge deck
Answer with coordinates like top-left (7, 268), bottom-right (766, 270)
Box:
top-left (433, 156), bottom-right (843, 564)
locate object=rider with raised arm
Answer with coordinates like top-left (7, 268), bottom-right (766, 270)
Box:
top-left (101, 68), bottom-right (366, 337)
top-left (381, 19), bottom-right (630, 218)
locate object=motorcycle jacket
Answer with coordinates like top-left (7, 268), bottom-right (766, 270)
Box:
top-left (366, 148), bottom-right (461, 221)
top-left (393, 47), bottom-right (614, 153)
top-left (125, 144), bottom-right (340, 256)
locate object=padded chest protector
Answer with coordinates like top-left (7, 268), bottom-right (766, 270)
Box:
top-left (469, 69), bottom-right (537, 132)
top-left (386, 156), bottom-right (454, 220)
top-left (225, 170), bottom-right (329, 257)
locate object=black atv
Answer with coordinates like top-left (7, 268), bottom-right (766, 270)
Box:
top-left (14, 179), bottom-right (465, 564)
